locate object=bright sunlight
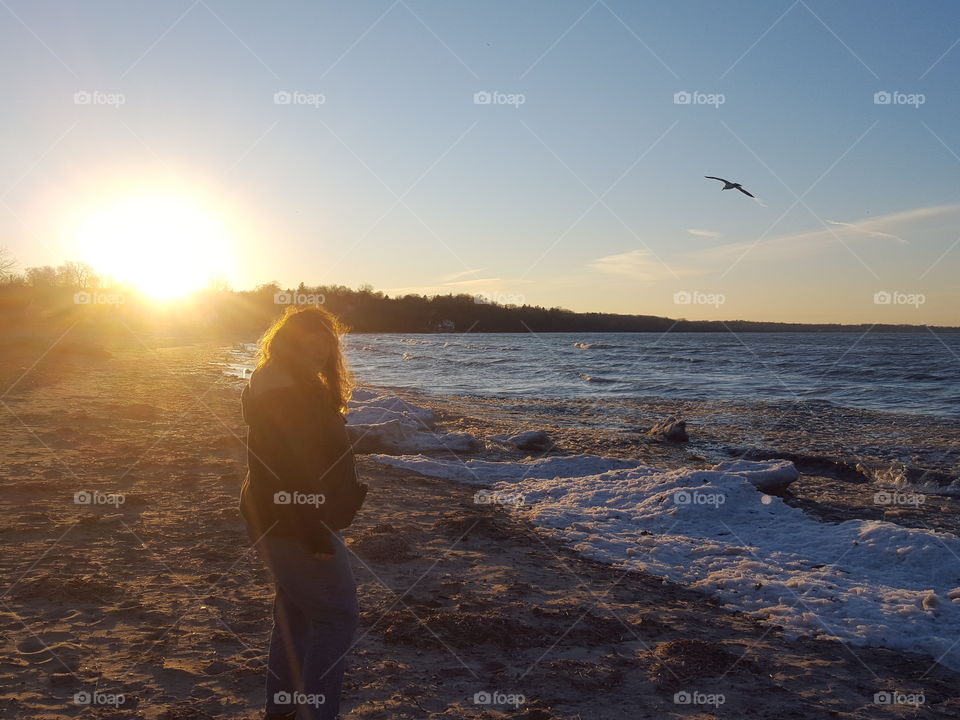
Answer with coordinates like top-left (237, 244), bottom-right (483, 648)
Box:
top-left (72, 195), bottom-right (234, 300)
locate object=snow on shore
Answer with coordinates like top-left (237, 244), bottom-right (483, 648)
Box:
top-left (370, 451), bottom-right (960, 671)
top-left (345, 389), bottom-right (479, 452)
top-left (371, 453), bottom-right (645, 485)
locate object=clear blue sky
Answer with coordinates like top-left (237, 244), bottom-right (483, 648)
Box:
top-left (2, 0), bottom-right (959, 323)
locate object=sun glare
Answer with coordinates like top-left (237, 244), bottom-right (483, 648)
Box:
top-left (73, 195), bottom-right (235, 301)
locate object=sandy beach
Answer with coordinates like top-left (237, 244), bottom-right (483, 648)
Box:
top-left (6, 0), bottom-right (960, 716)
top-left (2, 337), bottom-right (960, 719)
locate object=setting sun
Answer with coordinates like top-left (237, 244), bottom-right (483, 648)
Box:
top-left (72, 195), bottom-right (234, 300)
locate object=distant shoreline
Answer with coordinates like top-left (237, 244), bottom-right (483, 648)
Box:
top-left (2, 279), bottom-right (958, 334)
top-left (343, 326), bottom-right (960, 333)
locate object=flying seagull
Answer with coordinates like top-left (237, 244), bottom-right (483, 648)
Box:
top-left (705, 176), bottom-right (755, 198)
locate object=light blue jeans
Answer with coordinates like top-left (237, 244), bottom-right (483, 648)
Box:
top-left (248, 527), bottom-right (359, 720)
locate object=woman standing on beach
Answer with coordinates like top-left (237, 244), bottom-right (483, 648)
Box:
top-left (240, 305), bottom-right (368, 720)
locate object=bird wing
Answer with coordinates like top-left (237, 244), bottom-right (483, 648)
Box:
top-left (704, 176), bottom-right (729, 183)
top-left (736, 186), bottom-right (755, 198)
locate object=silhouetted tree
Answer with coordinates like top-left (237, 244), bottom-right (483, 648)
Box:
top-left (26, 266), bottom-right (58, 288)
top-left (0, 247), bottom-right (16, 282)
top-left (57, 261), bottom-right (99, 289)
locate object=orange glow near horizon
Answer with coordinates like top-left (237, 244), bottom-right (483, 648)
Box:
top-left (71, 194), bottom-right (236, 301)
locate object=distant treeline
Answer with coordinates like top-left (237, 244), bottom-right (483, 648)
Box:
top-left (0, 259), bottom-right (957, 336)
top-left (264, 283), bottom-right (956, 333)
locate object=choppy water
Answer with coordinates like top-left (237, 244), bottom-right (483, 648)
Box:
top-left (229, 332), bottom-right (960, 419)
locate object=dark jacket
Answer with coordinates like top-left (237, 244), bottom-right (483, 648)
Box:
top-left (239, 380), bottom-right (359, 554)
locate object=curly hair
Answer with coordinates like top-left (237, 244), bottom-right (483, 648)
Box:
top-left (255, 304), bottom-right (353, 413)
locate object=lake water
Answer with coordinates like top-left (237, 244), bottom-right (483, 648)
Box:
top-left (230, 332), bottom-right (960, 419)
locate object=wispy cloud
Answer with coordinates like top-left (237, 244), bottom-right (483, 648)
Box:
top-left (383, 273), bottom-right (520, 297)
top-left (440, 268), bottom-right (485, 282)
top-left (443, 276), bottom-right (504, 288)
top-left (687, 228), bottom-right (722, 239)
top-left (590, 249), bottom-right (702, 283)
top-left (688, 203), bottom-right (958, 264)
top-left (824, 219), bottom-right (905, 243)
